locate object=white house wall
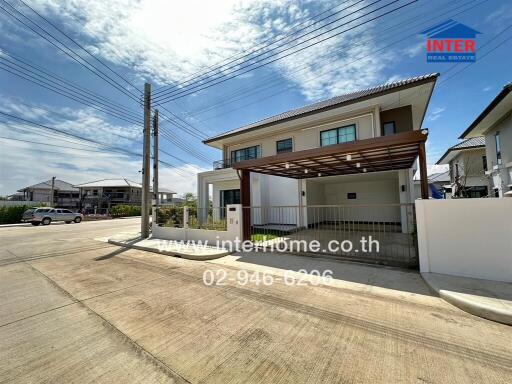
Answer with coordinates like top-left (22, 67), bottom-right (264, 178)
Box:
top-left (305, 172), bottom-right (402, 224)
top-left (484, 112), bottom-right (512, 195)
top-left (225, 113), bottom-right (375, 158)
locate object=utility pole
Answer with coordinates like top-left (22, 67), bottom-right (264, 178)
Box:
top-left (50, 176), bottom-right (56, 207)
top-left (141, 83), bottom-right (151, 238)
top-left (153, 109), bottom-right (159, 205)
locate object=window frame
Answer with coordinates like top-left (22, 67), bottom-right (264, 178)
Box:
top-left (319, 124), bottom-right (356, 147)
top-left (230, 145), bottom-right (261, 164)
top-left (495, 132), bottom-right (502, 165)
top-left (276, 138), bottom-right (293, 154)
top-left (382, 121), bottom-right (396, 136)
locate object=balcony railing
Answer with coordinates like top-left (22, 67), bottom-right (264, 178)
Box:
top-left (213, 152), bottom-right (262, 170)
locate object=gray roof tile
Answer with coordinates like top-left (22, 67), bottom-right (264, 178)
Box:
top-left (204, 73), bottom-right (439, 143)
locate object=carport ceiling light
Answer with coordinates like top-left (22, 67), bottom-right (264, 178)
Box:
top-left (285, 163), bottom-right (290, 169)
top-left (356, 162), bottom-right (361, 168)
top-left (346, 154), bottom-right (352, 161)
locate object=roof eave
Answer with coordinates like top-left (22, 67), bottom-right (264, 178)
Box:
top-left (203, 74), bottom-right (439, 146)
top-left (459, 83), bottom-right (512, 139)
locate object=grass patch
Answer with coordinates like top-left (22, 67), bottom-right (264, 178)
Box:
top-left (251, 233), bottom-right (279, 242)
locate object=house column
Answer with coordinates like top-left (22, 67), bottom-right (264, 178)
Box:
top-left (197, 174), bottom-right (209, 224)
top-left (418, 142), bottom-right (429, 199)
top-left (373, 105), bottom-right (381, 138)
top-left (241, 169), bottom-right (251, 241)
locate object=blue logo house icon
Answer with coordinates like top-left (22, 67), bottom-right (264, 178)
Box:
top-left (421, 19), bottom-right (482, 62)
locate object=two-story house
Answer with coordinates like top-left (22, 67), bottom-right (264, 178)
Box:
top-left (458, 82), bottom-right (512, 197)
top-left (436, 137), bottom-right (489, 198)
top-left (75, 178), bottom-right (175, 212)
top-left (197, 74), bottom-right (438, 254)
top-left (17, 179), bottom-right (79, 209)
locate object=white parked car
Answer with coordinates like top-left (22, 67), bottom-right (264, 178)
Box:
top-left (22, 207), bottom-right (83, 226)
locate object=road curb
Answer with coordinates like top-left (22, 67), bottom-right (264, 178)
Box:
top-left (108, 237), bottom-right (230, 261)
top-left (421, 273), bottom-right (512, 326)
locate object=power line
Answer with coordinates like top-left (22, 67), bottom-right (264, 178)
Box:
top-left (0, 111), bottom-right (142, 156)
top-left (187, 0), bottom-right (484, 122)
top-left (0, 57), bottom-right (143, 124)
top-left (154, 0), bottom-right (416, 104)
top-left (0, 50), bottom-right (142, 117)
top-left (0, 62), bottom-right (143, 125)
top-left (15, 0), bottom-right (141, 94)
top-left (184, 0), bottom-right (476, 118)
top-left (0, 0), bottom-right (141, 104)
top-left (2, 98), bottom-right (141, 142)
top-left (152, 0), bottom-right (368, 96)
top-left (153, 0), bottom-right (390, 102)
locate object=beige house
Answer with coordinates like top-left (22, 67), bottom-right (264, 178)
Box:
top-left (458, 82), bottom-right (512, 197)
top-left (75, 179), bottom-right (175, 212)
top-left (196, 74), bottom-right (439, 267)
top-left (436, 137), bottom-right (489, 198)
top-left (16, 179), bottom-right (79, 209)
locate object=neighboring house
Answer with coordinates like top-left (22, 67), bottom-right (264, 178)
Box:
top-left (458, 83), bottom-right (512, 197)
top-left (436, 137), bottom-right (489, 198)
top-left (16, 179), bottom-right (80, 209)
top-left (74, 178), bottom-right (175, 211)
top-left (413, 169), bottom-right (451, 199)
top-left (197, 73), bottom-right (438, 250)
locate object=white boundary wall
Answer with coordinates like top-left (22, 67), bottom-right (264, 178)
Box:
top-left (415, 199), bottom-right (512, 282)
top-left (152, 204), bottom-right (243, 244)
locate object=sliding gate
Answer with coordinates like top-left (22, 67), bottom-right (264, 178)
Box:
top-left (245, 204), bottom-right (418, 269)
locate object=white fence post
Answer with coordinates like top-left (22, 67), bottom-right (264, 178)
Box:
top-left (183, 206), bottom-right (189, 229)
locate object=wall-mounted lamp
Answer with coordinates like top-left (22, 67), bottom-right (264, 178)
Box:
top-left (304, 169), bottom-right (308, 174)
top-left (346, 154), bottom-right (352, 161)
top-left (285, 163), bottom-right (290, 169)
top-left (356, 162), bottom-right (361, 168)
top-left (318, 173), bottom-right (322, 177)
top-left (363, 168), bottom-right (367, 173)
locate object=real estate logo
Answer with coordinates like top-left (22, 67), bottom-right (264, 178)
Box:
top-left (421, 19), bottom-right (481, 62)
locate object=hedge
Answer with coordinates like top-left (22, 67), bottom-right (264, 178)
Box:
top-left (109, 205), bottom-right (141, 218)
top-left (0, 205), bottom-right (32, 224)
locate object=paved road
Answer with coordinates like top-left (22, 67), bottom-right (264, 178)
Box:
top-left (0, 220), bottom-right (511, 383)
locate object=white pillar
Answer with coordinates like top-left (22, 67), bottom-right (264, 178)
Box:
top-left (373, 105), bottom-right (381, 138)
top-left (398, 169), bottom-right (414, 233)
top-left (197, 174), bottom-right (209, 224)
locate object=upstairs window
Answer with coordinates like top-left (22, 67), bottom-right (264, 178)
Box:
top-left (320, 124), bottom-right (356, 147)
top-left (231, 145), bottom-right (261, 163)
top-left (382, 121), bottom-right (396, 136)
top-left (482, 155), bottom-right (487, 172)
top-left (495, 132), bottom-right (502, 165)
top-left (276, 138), bottom-right (293, 153)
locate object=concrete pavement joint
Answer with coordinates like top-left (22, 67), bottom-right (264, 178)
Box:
top-left (0, 243), bottom-right (115, 267)
top-left (110, 253), bottom-right (512, 371)
top-left (23, 262), bottom-right (191, 384)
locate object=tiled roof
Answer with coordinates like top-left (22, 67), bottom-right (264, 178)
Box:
top-left (436, 137), bottom-right (486, 164)
top-left (204, 73), bottom-right (439, 143)
top-left (18, 179), bottom-right (78, 192)
top-left (450, 136), bottom-right (485, 150)
top-left (74, 178), bottom-right (141, 188)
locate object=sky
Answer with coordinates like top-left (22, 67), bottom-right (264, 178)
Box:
top-left (0, 0), bottom-right (511, 196)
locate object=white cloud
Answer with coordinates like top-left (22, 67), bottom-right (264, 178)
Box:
top-left (427, 106), bottom-right (446, 122)
top-left (0, 98), bottom-right (206, 195)
top-left (27, 0), bottom-right (390, 101)
top-left (482, 85), bottom-right (493, 92)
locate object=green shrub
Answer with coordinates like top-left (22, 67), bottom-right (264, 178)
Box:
top-left (110, 205), bottom-right (141, 218)
top-left (0, 205), bottom-right (32, 224)
top-left (156, 206), bottom-right (184, 227)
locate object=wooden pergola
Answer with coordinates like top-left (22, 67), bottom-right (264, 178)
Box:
top-left (233, 130), bottom-right (430, 240)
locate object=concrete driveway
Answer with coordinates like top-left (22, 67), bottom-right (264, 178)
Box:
top-left (0, 218), bottom-right (511, 383)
